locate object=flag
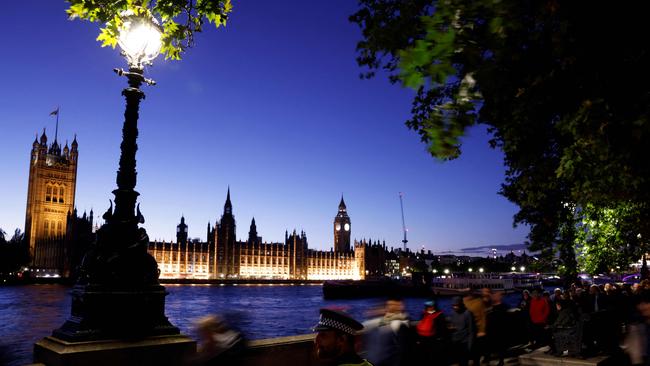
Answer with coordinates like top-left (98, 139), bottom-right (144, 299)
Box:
top-left (50, 107), bottom-right (59, 116)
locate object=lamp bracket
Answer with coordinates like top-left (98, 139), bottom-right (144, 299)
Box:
top-left (113, 68), bottom-right (157, 86)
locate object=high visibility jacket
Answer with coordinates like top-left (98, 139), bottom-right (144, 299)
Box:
top-left (340, 360), bottom-right (374, 366)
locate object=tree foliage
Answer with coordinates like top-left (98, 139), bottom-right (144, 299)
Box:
top-left (66, 0), bottom-right (233, 60)
top-left (0, 228), bottom-right (29, 275)
top-left (350, 0), bottom-right (650, 280)
top-left (576, 203), bottom-right (645, 275)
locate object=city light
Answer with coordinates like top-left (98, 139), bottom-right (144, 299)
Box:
top-left (443, 269), bottom-right (450, 274)
top-left (468, 268), bottom-right (473, 272)
top-left (478, 267), bottom-right (484, 273)
top-left (511, 266), bottom-right (516, 271)
top-left (520, 266), bottom-right (525, 272)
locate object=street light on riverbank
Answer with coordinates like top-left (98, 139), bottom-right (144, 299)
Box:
top-left (35, 10), bottom-right (194, 365)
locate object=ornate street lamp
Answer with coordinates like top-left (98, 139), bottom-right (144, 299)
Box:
top-left (35, 2), bottom-right (233, 363)
top-left (44, 11), bottom-right (181, 345)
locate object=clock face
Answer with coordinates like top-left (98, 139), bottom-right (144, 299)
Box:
top-left (344, 223), bottom-right (350, 231)
top-left (335, 223), bottom-right (341, 231)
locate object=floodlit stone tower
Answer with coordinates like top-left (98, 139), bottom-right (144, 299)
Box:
top-left (25, 130), bottom-right (78, 263)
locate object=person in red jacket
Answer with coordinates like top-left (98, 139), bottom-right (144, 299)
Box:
top-left (414, 300), bottom-right (446, 364)
top-left (528, 289), bottom-right (550, 349)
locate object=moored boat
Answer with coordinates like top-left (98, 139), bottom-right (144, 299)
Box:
top-left (431, 275), bottom-right (515, 296)
top-left (322, 278), bottom-right (432, 299)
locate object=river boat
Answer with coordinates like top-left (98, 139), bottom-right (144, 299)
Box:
top-left (431, 275), bottom-right (515, 296)
top-left (510, 274), bottom-right (544, 290)
top-left (322, 279), bottom-right (432, 299)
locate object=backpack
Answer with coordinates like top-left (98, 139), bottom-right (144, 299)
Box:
top-left (416, 311), bottom-right (442, 337)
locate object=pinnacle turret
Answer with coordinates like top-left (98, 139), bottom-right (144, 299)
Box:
top-left (40, 129), bottom-right (47, 145)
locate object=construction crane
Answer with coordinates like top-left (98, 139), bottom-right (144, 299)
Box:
top-left (399, 192), bottom-right (408, 252)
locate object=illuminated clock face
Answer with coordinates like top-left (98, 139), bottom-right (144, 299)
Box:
top-left (335, 223), bottom-right (341, 231)
top-left (344, 223), bottom-right (350, 231)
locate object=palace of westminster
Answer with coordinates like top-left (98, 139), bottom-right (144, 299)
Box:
top-left (23, 130), bottom-right (387, 281)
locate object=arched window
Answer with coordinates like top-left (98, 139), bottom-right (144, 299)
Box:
top-left (45, 185), bottom-right (52, 202)
top-left (57, 222), bottom-right (63, 236)
top-left (44, 220), bottom-right (49, 236)
top-left (52, 185), bottom-right (58, 203)
top-left (59, 187), bottom-right (65, 203)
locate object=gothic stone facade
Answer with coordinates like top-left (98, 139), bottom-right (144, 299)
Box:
top-left (149, 190), bottom-right (365, 280)
top-left (25, 131), bottom-right (78, 270)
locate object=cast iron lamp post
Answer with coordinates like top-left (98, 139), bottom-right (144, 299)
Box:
top-left (52, 11), bottom-right (179, 341)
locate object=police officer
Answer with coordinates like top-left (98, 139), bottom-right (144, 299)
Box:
top-left (313, 308), bottom-right (374, 366)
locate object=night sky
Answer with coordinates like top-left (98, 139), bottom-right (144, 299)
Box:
top-left (0, 1), bottom-right (528, 252)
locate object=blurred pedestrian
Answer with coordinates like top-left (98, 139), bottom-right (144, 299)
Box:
top-left (464, 292), bottom-right (487, 365)
top-left (190, 314), bottom-right (246, 366)
top-left (362, 297), bottom-right (410, 366)
top-left (414, 300), bottom-right (447, 364)
top-left (529, 289), bottom-right (550, 348)
top-left (447, 296), bottom-right (475, 366)
top-left (549, 299), bottom-right (579, 357)
top-left (519, 289), bottom-right (532, 346)
top-left (486, 292), bottom-right (508, 366)
top-left (314, 308), bottom-right (373, 366)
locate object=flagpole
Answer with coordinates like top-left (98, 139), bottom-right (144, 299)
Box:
top-left (55, 106), bottom-right (60, 143)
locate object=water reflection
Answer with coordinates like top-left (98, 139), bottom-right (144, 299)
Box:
top-left (0, 285), bottom-right (70, 366)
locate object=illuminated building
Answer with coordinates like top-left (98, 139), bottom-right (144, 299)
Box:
top-left (25, 130), bottom-right (78, 272)
top-left (149, 190), bottom-right (366, 280)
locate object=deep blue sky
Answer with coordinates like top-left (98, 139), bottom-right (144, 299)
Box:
top-left (0, 1), bottom-right (528, 252)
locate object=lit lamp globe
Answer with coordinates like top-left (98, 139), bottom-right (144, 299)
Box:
top-left (118, 11), bottom-right (163, 68)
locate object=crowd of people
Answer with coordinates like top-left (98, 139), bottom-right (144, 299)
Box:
top-left (189, 281), bottom-right (650, 366)
top-left (317, 281), bottom-right (650, 366)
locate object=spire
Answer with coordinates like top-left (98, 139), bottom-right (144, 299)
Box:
top-left (339, 194), bottom-right (346, 211)
top-left (40, 128), bottom-right (47, 145)
top-left (71, 134), bottom-right (78, 150)
top-left (223, 187), bottom-right (232, 214)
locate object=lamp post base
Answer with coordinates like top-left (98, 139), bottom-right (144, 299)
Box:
top-left (34, 334), bottom-right (196, 366)
top-left (52, 284), bottom-right (180, 342)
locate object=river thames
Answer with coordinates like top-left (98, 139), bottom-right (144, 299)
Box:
top-left (0, 283), bottom-right (523, 366)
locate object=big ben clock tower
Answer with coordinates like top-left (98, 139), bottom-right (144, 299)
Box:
top-left (333, 196), bottom-right (351, 252)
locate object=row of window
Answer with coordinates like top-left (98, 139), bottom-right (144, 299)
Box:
top-left (44, 220), bottom-right (63, 237)
top-left (156, 254), bottom-right (207, 262)
top-left (45, 184), bottom-right (65, 204)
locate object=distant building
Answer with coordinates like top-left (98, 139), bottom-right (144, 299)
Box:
top-left (148, 190), bottom-right (366, 280)
top-left (25, 130), bottom-right (79, 273)
top-left (363, 240), bottom-right (388, 278)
